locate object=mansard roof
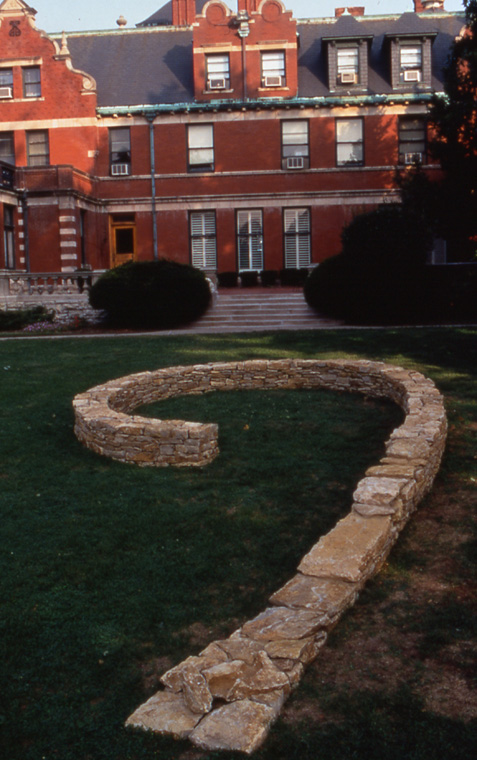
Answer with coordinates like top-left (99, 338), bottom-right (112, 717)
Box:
top-left (62, 10), bottom-right (464, 109)
top-left (137, 0), bottom-right (209, 26)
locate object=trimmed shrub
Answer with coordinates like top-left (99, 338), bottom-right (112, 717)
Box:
top-left (260, 270), bottom-right (278, 287)
top-left (0, 305), bottom-right (54, 332)
top-left (240, 271), bottom-right (259, 287)
top-left (89, 259), bottom-right (211, 329)
top-left (305, 205), bottom-right (433, 324)
top-left (217, 271), bottom-right (238, 288)
top-left (280, 267), bottom-right (309, 286)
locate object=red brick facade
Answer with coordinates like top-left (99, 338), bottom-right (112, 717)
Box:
top-left (0, 0), bottom-right (461, 275)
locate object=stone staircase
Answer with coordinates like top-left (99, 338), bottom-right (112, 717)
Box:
top-left (191, 288), bottom-right (341, 333)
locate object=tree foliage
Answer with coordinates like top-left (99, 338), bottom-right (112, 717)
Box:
top-left (428, 0), bottom-right (477, 257)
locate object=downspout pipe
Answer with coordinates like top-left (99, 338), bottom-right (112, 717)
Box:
top-left (21, 189), bottom-right (30, 272)
top-left (147, 115), bottom-right (158, 261)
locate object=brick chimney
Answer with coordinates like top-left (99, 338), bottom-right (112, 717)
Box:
top-left (172, 0), bottom-right (196, 27)
top-left (335, 7), bottom-right (365, 17)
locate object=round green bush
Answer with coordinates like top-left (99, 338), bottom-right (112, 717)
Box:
top-left (89, 259), bottom-right (211, 329)
top-left (305, 205), bottom-right (432, 324)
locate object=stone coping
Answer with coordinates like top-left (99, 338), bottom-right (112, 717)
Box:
top-left (72, 359), bottom-right (447, 753)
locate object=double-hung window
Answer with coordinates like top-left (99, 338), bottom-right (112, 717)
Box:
top-left (337, 46), bottom-right (359, 85)
top-left (188, 124), bottom-right (214, 172)
top-left (206, 54), bottom-right (230, 91)
top-left (3, 205), bottom-right (15, 269)
top-left (23, 66), bottom-right (41, 98)
top-left (0, 68), bottom-right (13, 99)
top-left (400, 45), bottom-right (422, 83)
top-left (261, 50), bottom-right (285, 88)
top-left (281, 120), bottom-right (309, 170)
top-left (284, 208), bottom-right (311, 269)
top-left (336, 118), bottom-right (363, 166)
top-left (399, 117), bottom-right (426, 164)
top-left (190, 211), bottom-right (217, 269)
top-left (26, 130), bottom-right (49, 166)
top-left (0, 132), bottom-right (14, 166)
top-left (237, 210), bottom-right (263, 271)
top-left (109, 127), bottom-right (131, 175)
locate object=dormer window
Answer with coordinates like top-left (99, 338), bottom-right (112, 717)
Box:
top-left (206, 54), bottom-right (230, 92)
top-left (400, 44), bottom-right (422, 83)
top-left (337, 46), bottom-right (359, 85)
top-left (261, 51), bottom-right (286, 88)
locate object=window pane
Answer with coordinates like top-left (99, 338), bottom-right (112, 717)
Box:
top-left (115, 228), bottom-right (134, 255)
top-left (188, 125), bottom-right (213, 149)
top-left (0, 132), bottom-right (14, 165)
top-left (262, 51), bottom-right (285, 76)
top-left (400, 46), bottom-right (422, 68)
top-left (23, 67), bottom-right (41, 97)
top-left (207, 55), bottom-right (229, 76)
top-left (282, 121), bottom-right (308, 144)
top-left (0, 69), bottom-right (13, 87)
top-left (27, 131), bottom-right (49, 166)
top-left (337, 48), bottom-right (358, 72)
top-left (336, 119), bottom-right (362, 142)
top-left (337, 142), bottom-right (363, 164)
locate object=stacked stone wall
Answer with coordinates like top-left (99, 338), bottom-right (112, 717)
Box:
top-left (72, 359), bottom-right (447, 752)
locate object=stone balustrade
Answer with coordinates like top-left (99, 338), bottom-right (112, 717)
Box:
top-left (72, 359), bottom-right (447, 753)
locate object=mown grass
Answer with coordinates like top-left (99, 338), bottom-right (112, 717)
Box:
top-left (0, 328), bottom-right (476, 760)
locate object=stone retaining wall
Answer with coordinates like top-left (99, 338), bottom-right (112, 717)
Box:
top-left (72, 359), bottom-right (447, 753)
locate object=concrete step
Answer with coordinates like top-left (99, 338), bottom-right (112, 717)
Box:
top-left (192, 289), bottom-right (340, 332)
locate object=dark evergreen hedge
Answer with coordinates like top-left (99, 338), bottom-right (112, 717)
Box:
top-left (89, 259), bottom-right (211, 329)
top-left (304, 206), bottom-right (433, 325)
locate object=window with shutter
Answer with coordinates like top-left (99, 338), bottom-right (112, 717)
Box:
top-left (284, 209), bottom-right (311, 268)
top-left (237, 210), bottom-right (263, 271)
top-left (190, 211), bottom-right (217, 269)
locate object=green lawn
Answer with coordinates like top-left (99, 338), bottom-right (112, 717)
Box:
top-left (0, 328), bottom-right (476, 760)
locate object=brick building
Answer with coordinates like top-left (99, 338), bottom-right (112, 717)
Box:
top-left (0, 0), bottom-right (465, 280)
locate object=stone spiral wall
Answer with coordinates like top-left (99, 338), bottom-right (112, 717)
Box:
top-left (72, 359), bottom-right (447, 753)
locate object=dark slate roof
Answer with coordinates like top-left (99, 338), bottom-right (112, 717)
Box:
top-left (322, 13), bottom-right (374, 40)
top-left (63, 11), bottom-right (464, 108)
top-left (67, 30), bottom-right (194, 106)
top-left (385, 10), bottom-right (439, 36)
top-left (138, 0), bottom-right (209, 26)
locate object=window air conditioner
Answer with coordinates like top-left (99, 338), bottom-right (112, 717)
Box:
top-left (0, 86), bottom-right (13, 99)
top-left (111, 163), bottom-right (130, 176)
top-left (339, 72), bottom-right (357, 84)
top-left (208, 77), bottom-right (226, 90)
top-left (404, 70), bottom-right (421, 82)
top-left (264, 75), bottom-right (282, 87)
top-left (405, 152), bottom-right (423, 165)
top-left (286, 156), bottom-right (305, 170)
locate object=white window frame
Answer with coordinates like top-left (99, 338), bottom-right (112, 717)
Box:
top-left (284, 208), bottom-right (311, 269)
top-left (237, 210), bottom-right (263, 272)
top-left (109, 127), bottom-right (131, 175)
top-left (337, 46), bottom-right (359, 84)
top-left (206, 54), bottom-right (230, 91)
top-left (281, 120), bottom-right (309, 169)
top-left (400, 44), bottom-right (422, 82)
top-left (336, 118), bottom-right (363, 167)
top-left (188, 124), bottom-right (214, 172)
top-left (261, 50), bottom-right (286, 87)
top-left (190, 211), bottom-right (217, 269)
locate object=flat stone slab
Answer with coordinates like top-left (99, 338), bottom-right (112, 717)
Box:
top-left (189, 699), bottom-right (276, 754)
top-left (125, 690), bottom-right (201, 738)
